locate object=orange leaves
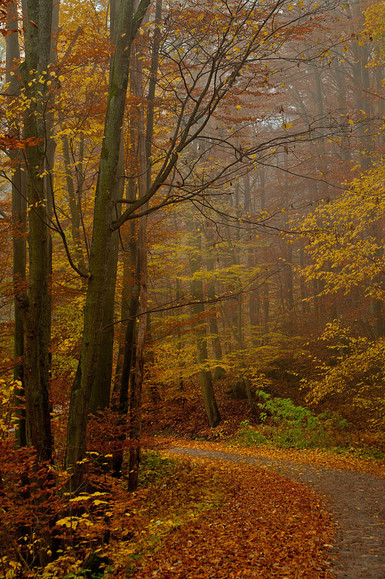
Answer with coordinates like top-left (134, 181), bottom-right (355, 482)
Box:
top-left (131, 455), bottom-right (334, 577)
top-left (0, 133), bottom-right (42, 150)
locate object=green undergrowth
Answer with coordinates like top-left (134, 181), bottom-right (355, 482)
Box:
top-left (228, 392), bottom-right (385, 459)
top-left (233, 391), bottom-right (352, 451)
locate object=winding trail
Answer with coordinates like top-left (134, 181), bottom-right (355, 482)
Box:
top-left (167, 446), bottom-right (385, 578)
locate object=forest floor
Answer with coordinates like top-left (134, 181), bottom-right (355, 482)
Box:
top-left (121, 437), bottom-right (385, 578)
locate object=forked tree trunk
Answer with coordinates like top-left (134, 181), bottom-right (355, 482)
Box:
top-left (61, 135), bottom-right (87, 274)
top-left (114, 0), bottom-right (162, 480)
top-left (65, 0), bottom-right (151, 482)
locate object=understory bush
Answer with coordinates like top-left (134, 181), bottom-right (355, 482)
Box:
top-left (236, 392), bottom-right (349, 449)
top-left (303, 324), bottom-right (385, 429)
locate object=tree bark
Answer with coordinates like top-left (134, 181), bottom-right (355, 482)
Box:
top-left (65, 0), bottom-right (151, 481)
top-left (204, 225), bottom-right (225, 380)
top-left (89, 0), bottom-right (127, 413)
top-left (19, 0), bottom-right (55, 462)
top-left (188, 218), bottom-right (220, 428)
top-left (6, 0), bottom-right (27, 448)
top-left (61, 135), bottom-right (87, 274)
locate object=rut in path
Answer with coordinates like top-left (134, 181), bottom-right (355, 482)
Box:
top-left (167, 447), bottom-right (385, 579)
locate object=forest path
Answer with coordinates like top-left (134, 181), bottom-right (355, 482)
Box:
top-left (166, 446), bottom-right (385, 578)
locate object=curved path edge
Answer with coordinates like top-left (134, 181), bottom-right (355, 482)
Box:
top-left (166, 446), bottom-right (385, 578)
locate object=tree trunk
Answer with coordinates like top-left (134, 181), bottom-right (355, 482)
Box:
top-left (61, 135), bottom-right (87, 273)
top-left (89, 137), bottom-right (124, 413)
top-left (114, 1), bottom-right (162, 478)
top-left (205, 227), bottom-right (225, 381)
top-left (188, 218), bottom-right (220, 427)
top-left (19, 0), bottom-right (55, 462)
top-left (6, 0), bottom-right (27, 447)
top-left (128, 214), bottom-right (147, 490)
top-left (244, 173), bottom-right (259, 344)
top-left (65, 0), bottom-right (151, 480)
top-left (89, 0), bottom-right (128, 414)
top-left (125, 39), bottom-right (149, 490)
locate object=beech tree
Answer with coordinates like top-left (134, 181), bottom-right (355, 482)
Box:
top-left (5, 0), bottom-right (26, 448)
top-left (65, 0), bottom-right (151, 478)
top-left (64, 0), bottom-right (342, 479)
top-left (17, 0), bottom-right (55, 461)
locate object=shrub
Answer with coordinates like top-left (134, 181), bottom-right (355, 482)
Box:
top-left (236, 420), bottom-right (267, 446)
top-left (235, 394), bottom-right (349, 450)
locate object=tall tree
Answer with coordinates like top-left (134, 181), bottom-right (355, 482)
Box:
top-left (65, 0), bottom-right (151, 479)
top-left (6, 0), bottom-right (27, 447)
top-left (19, 0), bottom-right (55, 461)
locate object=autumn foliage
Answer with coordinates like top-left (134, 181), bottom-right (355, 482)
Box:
top-left (0, 0), bottom-right (385, 575)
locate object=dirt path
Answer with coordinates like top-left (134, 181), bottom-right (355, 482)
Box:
top-left (167, 446), bottom-right (385, 578)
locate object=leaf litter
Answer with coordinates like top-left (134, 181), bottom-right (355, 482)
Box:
top-left (124, 454), bottom-right (334, 578)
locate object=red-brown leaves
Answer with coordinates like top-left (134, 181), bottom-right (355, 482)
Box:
top-left (130, 456), bottom-right (334, 578)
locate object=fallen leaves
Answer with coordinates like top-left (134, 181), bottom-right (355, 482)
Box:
top-left (158, 436), bottom-right (385, 477)
top-left (127, 454), bottom-right (334, 578)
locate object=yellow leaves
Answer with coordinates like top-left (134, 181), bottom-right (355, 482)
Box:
top-left (364, 1), bottom-right (385, 64)
top-left (69, 495), bottom-right (90, 502)
top-left (281, 122), bottom-right (293, 130)
top-left (56, 515), bottom-right (94, 529)
top-left (56, 516), bottom-right (75, 528)
top-left (236, 104), bottom-right (242, 110)
top-left (69, 491), bottom-right (107, 503)
top-left (297, 156), bottom-right (385, 301)
top-left (0, 557), bottom-right (21, 579)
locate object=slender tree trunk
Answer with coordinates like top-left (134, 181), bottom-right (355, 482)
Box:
top-left (244, 173), bottom-right (259, 343)
top-left (260, 169), bottom-right (269, 334)
top-left (128, 213), bottom-right (147, 490)
top-left (175, 275), bottom-right (185, 390)
top-left (283, 154), bottom-right (294, 324)
top-left (6, 0), bottom-right (27, 447)
top-left (126, 38), bottom-right (149, 490)
top-left (205, 226), bottom-right (225, 380)
top-left (61, 135), bottom-right (87, 273)
top-left (188, 219), bottom-right (220, 427)
top-left (114, 1), bottom-right (162, 479)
